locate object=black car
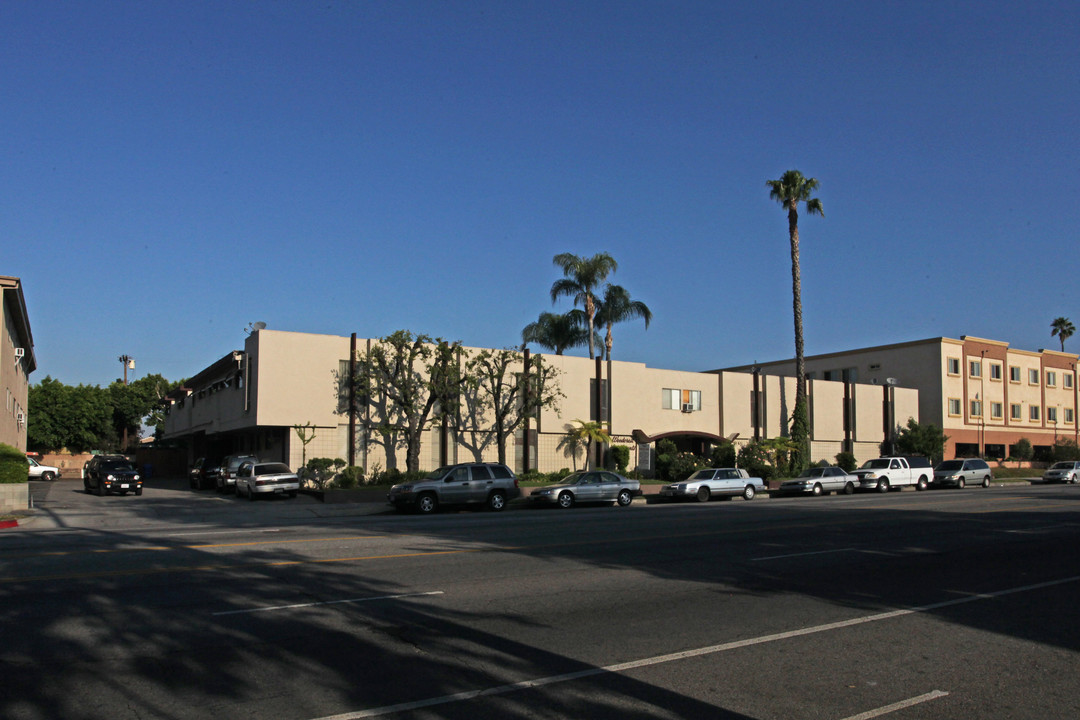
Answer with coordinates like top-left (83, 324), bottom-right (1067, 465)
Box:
top-left (189, 457), bottom-right (221, 490)
top-left (84, 457), bottom-right (143, 496)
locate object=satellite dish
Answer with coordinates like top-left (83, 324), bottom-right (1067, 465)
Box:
top-left (252, 321), bottom-right (266, 331)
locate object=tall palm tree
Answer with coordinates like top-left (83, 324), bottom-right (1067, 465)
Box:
top-left (1051, 317), bottom-right (1075, 352)
top-left (550, 252), bottom-right (618, 360)
top-left (766, 170), bottom-right (824, 416)
top-left (563, 419), bottom-right (611, 470)
top-left (596, 284), bottom-right (653, 361)
top-left (521, 311), bottom-right (594, 355)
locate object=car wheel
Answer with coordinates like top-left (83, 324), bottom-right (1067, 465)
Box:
top-left (84, 482), bottom-right (92, 494)
top-left (487, 491), bottom-right (506, 511)
top-left (957, 478), bottom-right (965, 489)
top-left (41, 471), bottom-right (56, 482)
top-left (95, 482), bottom-right (105, 497)
top-left (982, 476), bottom-right (991, 488)
top-left (743, 484), bottom-right (756, 501)
top-left (617, 489), bottom-right (633, 507)
top-left (696, 486), bottom-right (711, 503)
top-left (812, 483), bottom-right (823, 496)
top-left (877, 479), bottom-right (890, 493)
top-left (557, 491), bottom-right (574, 509)
top-left (843, 482), bottom-right (855, 495)
top-left (916, 476), bottom-right (928, 491)
top-left (135, 488), bottom-right (142, 496)
top-left (417, 492), bottom-right (438, 514)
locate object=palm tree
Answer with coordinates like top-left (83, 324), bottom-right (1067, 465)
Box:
top-left (1051, 317), bottom-right (1075, 352)
top-left (596, 284), bottom-right (653, 361)
top-left (562, 419), bottom-right (611, 470)
top-left (550, 252), bottom-right (618, 360)
top-left (521, 311), bottom-right (594, 355)
top-left (766, 170), bottom-right (824, 415)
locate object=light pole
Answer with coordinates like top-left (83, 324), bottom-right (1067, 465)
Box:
top-left (118, 355), bottom-right (135, 450)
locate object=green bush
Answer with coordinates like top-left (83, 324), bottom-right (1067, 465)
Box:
top-left (1052, 439), bottom-right (1080, 462)
top-left (834, 451), bottom-right (857, 472)
top-left (709, 441), bottom-right (736, 468)
top-left (0, 444), bottom-right (28, 484)
top-left (608, 445), bottom-right (630, 473)
top-left (335, 466), bottom-right (364, 489)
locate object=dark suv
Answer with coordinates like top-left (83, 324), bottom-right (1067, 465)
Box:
top-left (217, 454), bottom-right (258, 493)
top-left (387, 462), bottom-right (521, 514)
top-left (189, 457), bottom-right (221, 490)
top-left (84, 456), bottom-right (143, 496)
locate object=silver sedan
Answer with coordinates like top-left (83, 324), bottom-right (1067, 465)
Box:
top-left (529, 470), bottom-right (641, 509)
top-left (778, 466), bottom-right (857, 496)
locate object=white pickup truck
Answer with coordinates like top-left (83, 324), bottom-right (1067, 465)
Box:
top-left (853, 456), bottom-right (932, 492)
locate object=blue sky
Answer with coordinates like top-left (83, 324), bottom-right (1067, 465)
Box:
top-left (4, 1), bottom-right (1078, 387)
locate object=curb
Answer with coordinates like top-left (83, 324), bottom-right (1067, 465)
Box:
top-left (0, 519), bottom-right (18, 529)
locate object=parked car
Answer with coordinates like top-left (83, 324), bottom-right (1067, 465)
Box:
top-left (234, 461), bottom-right (300, 499)
top-left (658, 468), bottom-right (764, 502)
top-left (931, 458), bottom-right (993, 489)
top-left (1039, 461), bottom-right (1080, 484)
top-left (778, 466), bottom-right (857, 496)
top-left (853, 456), bottom-right (933, 492)
top-left (26, 455), bottom-right (59, 481)
top-left (387, 462), bottom-right (521, 514)
top-left (83, 457), bottom-right (142, 496)
top-left (529, 470), bottom-right (641, 508)
top-left (217, 454), bottom-right (258, 493)
top-left (189, 457), bottom-right (221, 490)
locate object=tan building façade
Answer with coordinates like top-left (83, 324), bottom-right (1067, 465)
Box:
top-left (162, 329), bottom-right (918, 474)
top-left (721, 336), bottom-right (1079, 460)
top-left (1, 276), bottom-right (36, 452)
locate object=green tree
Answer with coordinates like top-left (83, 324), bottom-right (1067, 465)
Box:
top-left (595, 284), bottom-right (652, 361)
top-left (356, 331), bottom-right (463, 473)
top-left (1051, 317), bottom-right (1075, 352)
top-left (27, 377), bottom-right (114, 452)
top-left (0, 443), bottom-right (29, 484)
top-left (1011, 438), bottom-right (1033, 467)
top-left (767, 170), bottom-right (823, 470)
top-left (834, 451), bottom-right (857, 472)
top-left (560, 420), bottom-right (611, 471)
top-left (893, 418), bottom-right (948, 463)
top-left (459, 348), bottom-right (562, 465)
top-left (550, 252), bottom-right (618, 360)
top-left (521, 311), bottom-right (594, 355)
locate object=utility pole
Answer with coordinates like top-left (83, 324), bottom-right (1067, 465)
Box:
top-left (118, 355), bottom-right (135, 450)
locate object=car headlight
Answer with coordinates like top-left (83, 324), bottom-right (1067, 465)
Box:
top-left (864, 473), bottom-right (878, 480)
top-left (133, 474), bottom-right (141, 481)
top-left (106, 474), bottom-right (115, 481)
top-left (535, 489), bottom-right (552, 496)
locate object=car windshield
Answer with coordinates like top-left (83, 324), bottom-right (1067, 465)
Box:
top-left (255, 463), bottom-right (292, 475)
top-left (937, 460), bottom-right (964, 470)
top-left (102, 461), bottom-right (134, 471)
top-left (860, 459), bottom-right (890, 469)
top-left (798, 468), bottom-right (825, 478)
top-left (687, 470), bottom-right (714, 480)
top-left (1051, 462), bottom-right (1075, 470)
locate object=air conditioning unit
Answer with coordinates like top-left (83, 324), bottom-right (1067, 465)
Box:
top-left (681, 403), bottom-right (694, 413)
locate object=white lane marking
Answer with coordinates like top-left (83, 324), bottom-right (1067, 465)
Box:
top-left (839, 690), bottom-right (949, 720)
top-left (753, 548), bottom-right (855, 561)
top-left (213, 591), bottom-right (443, 616)
top-left (312, 574), bottom-right (1080, 720)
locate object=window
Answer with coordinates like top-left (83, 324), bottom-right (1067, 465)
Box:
top-left (1029, 369), bottom-right (1040, 385)
top-left (947, 358), bottom-right (960, 375)
top-left (1030, 406), bottom-right (1041, 421)
top-left (1066, 374), bottom-right (1074, 389)
top-left (970, 400), bottom-right (982, 417)
top-left (990, 364), bottom-right (1002, 380)
top-left (991, 402), bottom-right (1003, 419)
top-left (1011, 404), bottom-right (1022, 420)
top-left (969, 360), bottom-right (981, 378)
top-left (1067, 408), bottom-right (1075, 424)
top-left (948, 398), bottom-right (962, 416)
top-left (1047, 371), bottom-right (1057, 387)
top-left (1010, 366), bottom-right (1021, 383)
top-left (1047, 407), bottom-right (1058, 423)
top-left (662, 388), bottom-right (701, 411)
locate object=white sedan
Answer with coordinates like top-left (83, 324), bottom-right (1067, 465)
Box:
top-left (658, 468), bottom-right (764, 502)
top-left (235, 461), bottom-right (300, 500)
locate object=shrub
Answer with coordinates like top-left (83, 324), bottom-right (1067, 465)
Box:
top-left (1052, 439), bottom-right (1080, 462)
top-left (304, 457), bottom-right (346, 491)
top-left (666, 452), bottom-right (709, 482)
top-left (335, 465), bottom-right (364, 489)
top-left (0, 444), bottom-right (28, 484)
top-left (608, 445), bottom-right (630, 473)
top-left (709, 441), bottom-right (736, 468)
top-left (834, 451), bottom-right (857, 473)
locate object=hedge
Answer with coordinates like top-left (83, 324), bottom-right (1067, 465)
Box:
top-left (0, 443), bottom-right (29, 484)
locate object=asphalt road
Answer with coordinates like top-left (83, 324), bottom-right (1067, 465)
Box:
top-left (2, 479), bottom-right (1079, 719)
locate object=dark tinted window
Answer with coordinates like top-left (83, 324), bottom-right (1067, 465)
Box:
top-left (470, 465), bottom-right (493, 480)
top-left (101, 460), bottom-right (134, 471)
top-left (255, 463), bottom-right (292, 475)
top-left (937, 460), bottom-right (964, 470)
top-left (490, 465), bottom-right (513, 479)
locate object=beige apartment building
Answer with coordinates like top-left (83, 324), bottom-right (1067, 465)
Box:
top-left (1, 276), bottom-right (36, 452)
top-left (723, 336), bottom-right (1079, 460)
top-left (162, 329), bottom-right (917, 474)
